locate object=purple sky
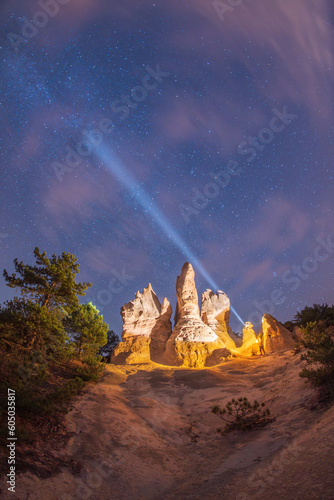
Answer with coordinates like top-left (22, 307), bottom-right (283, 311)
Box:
top-left (0, 0), bottom-right (333, 334)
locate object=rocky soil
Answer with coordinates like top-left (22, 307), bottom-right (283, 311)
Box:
top-left (1, 351), bottom-right (334, 500)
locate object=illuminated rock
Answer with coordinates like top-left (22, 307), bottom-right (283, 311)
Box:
top-left (110, 284), bottom-right (172, 364)
top-left (111, 263), bottom-right (297, 367)
top-left (239, 322), bottom-right (258, 355)
top-left (110, 336), bottom-right (151, 365)
top-left (262, 314), bottom-right (295, 354)
top-left (201, 289), bottom-right (239, 349)
top-left (164, 263), bottom-right (229, 367)
top-left (121, 283), bottom-right (171, 339)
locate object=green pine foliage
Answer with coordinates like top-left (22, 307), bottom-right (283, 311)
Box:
top-left (98, 330), bottom-right (120, 361)
top-left (293, 304), bottom-right (334, 329)
top-left (283, 320), bottom-right (294, 332)
top-left (0, 298), bottom-right (66, 354)
top-left (3, 247), bottom-right (92, 312)
top-left (0, 248), bottom-right (111, 446)
top-left (212, 397), bottom-right (272, 432)
top-left (64, 303), bottom-right (109, 356)
top-left (299, 321), bottom-right (334, 388)
top-left (74, 355), bottom-right (105, 381)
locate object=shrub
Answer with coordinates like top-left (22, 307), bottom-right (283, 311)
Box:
top-left (75, 356), bottom-right (104, 382)
top-left (51, 377), bottom-right (86, 402)
top-left (299, 322), bottom-right (334, 389)
top-left (15, 377), bottom-right (86, 416)
top-left (212, 397), bottom-right (272, 432)
top-left (294, 304), bottom-right (334, 329)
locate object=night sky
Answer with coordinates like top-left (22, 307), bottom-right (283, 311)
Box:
top-left (0, 0), bottom-right (333, 335)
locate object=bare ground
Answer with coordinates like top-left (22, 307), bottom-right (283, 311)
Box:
top-left (1, 352), bottom-right (334, 500)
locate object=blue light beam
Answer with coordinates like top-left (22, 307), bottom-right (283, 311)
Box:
top-left (94, 146), bottom-right (244, 326)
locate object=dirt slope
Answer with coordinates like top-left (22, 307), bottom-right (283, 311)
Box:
top-left (1, 352), bottom-right (334, 500)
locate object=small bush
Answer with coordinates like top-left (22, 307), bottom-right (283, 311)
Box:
top-left (212, 397), bottom-right (272, 432)
top-left (15, 377), bottom-right (86, 416)
top-left (292, 343), bottom-right (302, 355)
top-left (51, 377), bottom-right (86, 402)
top-left (15, 391), bottom-right (54, 416)
top-left (75, 356), bottom-right (104, 381)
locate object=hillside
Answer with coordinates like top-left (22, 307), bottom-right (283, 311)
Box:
top-left (1, 351), bottom-right (334, 499)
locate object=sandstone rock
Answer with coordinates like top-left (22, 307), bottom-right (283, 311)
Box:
top-left (166, 340), bottom-right (230, 368)
top-left (111, 336), bottom-right (151, 365)
top-left (150, 297), bottom-right (173, 362)
top-left (175, 262), bottom-right (201, 318)
top-left (169, 263), bottom-right (219, 343)
top-left (110, 284), bottom-right (172, 364)
top-left (164, 263), bottom-right (230, 368)
top-left (201, 289), bottom-right (237, 349)
top-left (121, 283), bottom-right (171, 340)
top-left (262, 314), bottom-right (295, 354)
top-left (239, 322), bottom-right (258, 355)
top-left (112, 262), bottom-right (299, 367)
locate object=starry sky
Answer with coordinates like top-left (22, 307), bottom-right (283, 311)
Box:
top-left (0, 0), bottom-right (333, 335)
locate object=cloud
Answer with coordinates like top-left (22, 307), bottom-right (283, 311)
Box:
top-left (44, 168), bottom-right (118, 220)
top-left (179, 0), bottom-right (333, 127)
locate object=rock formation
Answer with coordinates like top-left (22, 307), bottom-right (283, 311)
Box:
top-left (239, 322), bottom-right (258, 355)
top-left (110, 284), bottom-right (172, 364)
top-left (110, 263), bottom-right (298, 367)
top-left (164, 263), bottom-right (230, 368)
top-left (201, 289), bottom-right (240, 349)
top-left (262, 314), bottom-right (295, 354)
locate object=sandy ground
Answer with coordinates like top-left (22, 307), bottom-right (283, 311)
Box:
top-left (1, 352), bottom-right (334, 500)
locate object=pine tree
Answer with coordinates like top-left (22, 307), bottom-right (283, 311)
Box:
top-left (3, 247), bottom-right (92, 313)
top-left (294, 304), bottom-right (334, 328)
top-left (212, 397), bottom-right (272, 432)
top-left (300, 321), bottom-right (334, 388)
top-left (98, 330), bottom-right (120, 361)
top-left (0, 298), bottom-right (66, 353)
top-left (64, 303), bottom-right (108, 356)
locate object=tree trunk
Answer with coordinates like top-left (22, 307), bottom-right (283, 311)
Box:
top-left (42, 283), bottom-right (56, 308)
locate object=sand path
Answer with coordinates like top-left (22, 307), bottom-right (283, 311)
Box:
top-left (1, 352), bottom-right (334, 499)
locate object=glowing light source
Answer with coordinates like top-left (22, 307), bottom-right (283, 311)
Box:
top-left (94, 146), bottom-right (245, 326)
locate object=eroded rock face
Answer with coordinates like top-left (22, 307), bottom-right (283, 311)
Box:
top-left (121, 283), bottom-right (171, 339)
top-left (170, 263), bottom-right (219, 343)
top-left (239, 322), bottom-right (258, 355)
top-left (262, 314), bottom-right (295, 354)
top-left (174, 262), bottom-right (200, 320)
top-left (201, 289), bottom-right (237, 349)
top-left (111, 336), bottom-right (151, 365)
top-left (111, 263), bottom-right (297, 367)
top-left (111, 284), bottom-right (172, 364)
top-left (164, 263), bottom-right (229, 367)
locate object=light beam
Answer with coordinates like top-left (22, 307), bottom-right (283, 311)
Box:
top-left (94, 146), bottom-right (244, 325)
